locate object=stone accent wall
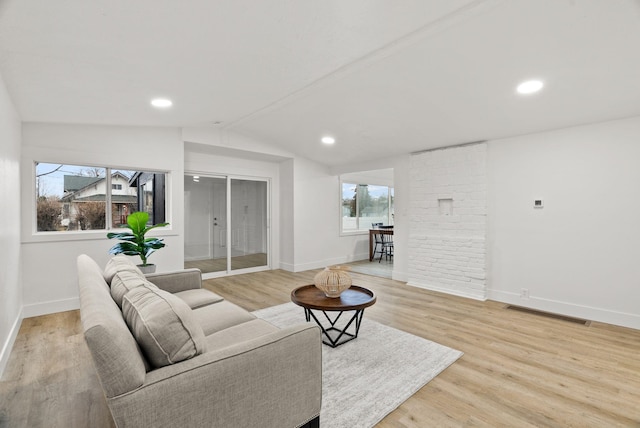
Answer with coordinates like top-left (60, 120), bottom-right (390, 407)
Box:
top-left (408, 143), bottom-right (487, 300)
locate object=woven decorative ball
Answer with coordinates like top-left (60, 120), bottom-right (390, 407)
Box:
top-left (313, 265), bottom-right (352, 298)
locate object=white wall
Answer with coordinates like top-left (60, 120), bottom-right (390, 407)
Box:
top-left (20, 123), bottom-right (184, 317)
top-left (408, 144), bottom-right (488, 300)
top-left (290, 157), bottom-right (406, 272)
top-left (18, 116), bottom-right (640, 330)
top-left (184, 176), bottom-right (226, 261)
top-left (488, 116), bottom-right (640, 329)
top-left (183, 128), bottom-right (298, 271)
top-left (0, 73), bottom-right (22, 377)
top-left (280, 159), bottom-right (295, 269)
top-left (392, 156), bottom-right (410, 282)
top-left (183, 143), bottom-right (281, 270)
top-left (184, 128), bottom-right (373, 273)
top-left (183, 127), bottom-right (294, 159)
top-left (331, 155), bottom-right (410, 281)
top-left (292, 158), bottom-right (346, 270)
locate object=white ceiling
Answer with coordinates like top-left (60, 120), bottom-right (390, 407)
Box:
top-left (2, 0), bottom-right (640, 167)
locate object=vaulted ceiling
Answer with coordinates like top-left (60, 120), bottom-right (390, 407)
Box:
top-left (1, 0), bottom-right (640, 166)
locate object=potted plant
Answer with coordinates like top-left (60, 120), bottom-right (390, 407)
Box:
top-left (107, 211), bottom-right (169, 273)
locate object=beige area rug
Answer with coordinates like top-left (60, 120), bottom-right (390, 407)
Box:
top-left (253, 302), bottom-right (463, 428)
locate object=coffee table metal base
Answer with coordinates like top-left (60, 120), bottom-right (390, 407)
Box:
top-left (304, 308), bottom-right (365, 348)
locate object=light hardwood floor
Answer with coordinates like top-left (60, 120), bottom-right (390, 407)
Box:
top-left (344, 258), bottom-right (393, 279)
top-left (0, 311), bottom-right (114, 428)
top-left (184, 252), bottom-right (268, 273)
top-left (1, 269), bottom-right (639, 427)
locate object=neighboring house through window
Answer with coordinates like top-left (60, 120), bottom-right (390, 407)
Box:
top-left (35, 162), bottom-right (167, 232)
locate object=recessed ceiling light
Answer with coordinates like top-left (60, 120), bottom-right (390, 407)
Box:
top-left (151, 98), bottom-right (173, 108)
top-left (321, 136), bottom-right (336, 145)
top-left (516, 80), bottom-right (544, 95)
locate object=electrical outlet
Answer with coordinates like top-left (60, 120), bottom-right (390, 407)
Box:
top-left (520, 288), bottom-right (529, 299)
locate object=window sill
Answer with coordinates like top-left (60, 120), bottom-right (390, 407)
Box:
top-left (22, 228), bottom-right (177, 244)
top-left (339, 230), bottom-right (369, 237)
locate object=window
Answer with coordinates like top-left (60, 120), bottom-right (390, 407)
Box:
top-left (341, 181), bottom-right (394, 233)
top-left (35, 162), bottom-right (167, 232)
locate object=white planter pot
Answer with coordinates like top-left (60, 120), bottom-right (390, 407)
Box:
top-left (137, 264), bottom-right (156, 274)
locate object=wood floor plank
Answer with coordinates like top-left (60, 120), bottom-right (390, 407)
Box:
top-left (202, 269), bottom-right (640, 427)
top-left (1, 267), bottom-right (639, 427)
top-left (0, 312), bottom-right (115, 428)
top-left (184, 253), bottom-right (268, 273)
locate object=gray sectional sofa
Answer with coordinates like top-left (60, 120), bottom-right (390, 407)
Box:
top-left (77, 254), bottom-right (322, 428)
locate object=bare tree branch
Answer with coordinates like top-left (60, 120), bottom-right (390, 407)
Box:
top-left (36, 164), bottom-right (63, 177)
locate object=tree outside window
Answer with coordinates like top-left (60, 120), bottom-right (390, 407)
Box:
top-left (341, 182), bottom-right (393, 232)
top-left (35, 162), bottom-right (166, 232)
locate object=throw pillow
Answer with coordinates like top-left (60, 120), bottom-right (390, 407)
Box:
top-left (103, 255), bottom-right (145, 284)
top-left (122, 283), bottom-right (206, 368)
top-left (111, 270), bottom-right (158, 308)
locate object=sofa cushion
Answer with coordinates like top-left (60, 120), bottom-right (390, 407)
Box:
top-left (192, 301), bottom-right (256, 336)
top-left (77, 254), bottom-right (148, 397)
top-left (122, 283), bottom-right (206, 368)
top-left (203, 319), bottom-right (279, 350)
top-left (111, 270), bottom-right (158, 308)
top-left (103, 255), bottom-right (145, 285)
top-left (173, 289), bottom-right (224, 309)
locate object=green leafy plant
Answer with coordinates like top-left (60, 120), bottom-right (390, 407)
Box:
top-left (107, 211), bottom-right (169, 266)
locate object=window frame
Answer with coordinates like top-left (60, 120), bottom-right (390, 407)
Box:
top-left (30, 161), bottom-right (171, 241)
top-left (339, 178), bottom-right (394, 236)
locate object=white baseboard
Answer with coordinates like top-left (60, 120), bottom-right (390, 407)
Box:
top-left (289, 260), bottom-right (326, 272)
top-left (280, 253), bottom-right (369, 273)
top-left (279, 262), bottom-right (295, 272)
top-left (325, 252), bottom-right (369, 267)
top-left (0, 308), bottom-right (23, 379)
top-left (490, 289), bottom-right (640, 330)
top-left (391, 269), bottom-right (408, 282)
top-left (406, 281), bottom-right (487, 301)
top-left (201, 265), bottom-right (270, 280)
top-left (22, 297), bottom-right (80, 319)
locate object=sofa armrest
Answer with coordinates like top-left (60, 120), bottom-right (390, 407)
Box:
top-left (107, 323), bottom-right (322, 428)
top-left (145, 269), bottom-right (202, 293)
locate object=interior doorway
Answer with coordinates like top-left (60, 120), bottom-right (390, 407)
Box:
top-left (184, 174), bottom-right (269, 277)
top-left (339, 168), bottom-right (395, 279)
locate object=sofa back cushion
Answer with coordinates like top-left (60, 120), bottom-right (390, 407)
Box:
top-left (122, 283), bottom-right (207, 368)
top-left (103, 254), bottom-right (144, 285)
top-left (110, 270), bottom-right (158, 308)
top-left (77, 254), bottom-right (147, 397)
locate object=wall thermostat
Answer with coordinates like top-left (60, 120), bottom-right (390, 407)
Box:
top-left (534, 199), bottom-right (544, 208)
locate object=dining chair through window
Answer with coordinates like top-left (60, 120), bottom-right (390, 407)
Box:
top-left (372, 229), bottom-right (385, 261)
top-left (379, 232), bottom-right (394, 263)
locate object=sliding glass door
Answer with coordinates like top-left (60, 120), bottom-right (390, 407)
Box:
top-left (184, 174), bottom-right (269, 276)
top-left (229, 179), bottom-right (268, 271)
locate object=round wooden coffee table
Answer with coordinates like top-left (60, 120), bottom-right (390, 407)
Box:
top-left (291, 285), bottom-right (376, 347)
